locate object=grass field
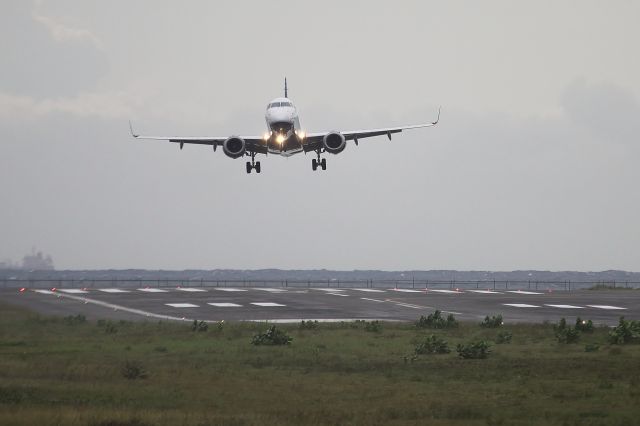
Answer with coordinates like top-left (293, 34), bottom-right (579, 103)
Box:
top-left (1, 303), bottom-right (639, 426)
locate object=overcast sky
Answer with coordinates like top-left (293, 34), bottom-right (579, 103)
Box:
top-left (1, 0), bottom-right (639, 271)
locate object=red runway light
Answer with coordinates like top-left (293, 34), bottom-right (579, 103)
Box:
top-left (19, 287), bottom-right (26, 292)
top-left (51, 287), bottom-right (57, 292)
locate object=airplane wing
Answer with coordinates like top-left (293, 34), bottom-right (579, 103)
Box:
top-left (129, 122), bottom-right (268, 154)
top-left (301, 108), bottom-right (440, 152)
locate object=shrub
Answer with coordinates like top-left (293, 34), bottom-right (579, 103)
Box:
top-left (97, 320), bottom-right (118, 334)
top-left (585, 343), bottom-right (600, 352)
top-left (414, 335), bottom-right (450, 355)
top-left (556, 327), bottom-right (580, 343)
top-left (299, 320), bottom-right (319, 330)
top-left (554, 318), bottom-right (568, 333)
top-left (415, 311), bottom-right (458, 329)
top-left (496, 330), bottom-right (512, 344)
top-left (480, 314), bottom-right (503, 328)
top-left (191, 320), bottom-right (208, 332)
top-left (216, 320), bottom-right (225, 331)
top-left (63, 314), bottom-right (87, 325)
top-left (364, 320), bottom-right (382, 333)
top-left (456, 341), bottom-right (491, 359)
top-left (121, 361), bottom-right (148, 380)
top-left (608, 317), bottom-right (640, 345)
top-left (575, 317), bottom-right (594, 333)
top-left (251, 325), bottom-right (292, 346)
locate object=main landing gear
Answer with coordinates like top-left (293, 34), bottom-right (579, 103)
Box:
top-left (312, 150), bottom-right (327, 171)
top-left (246, 152), bottom-right (261, 174)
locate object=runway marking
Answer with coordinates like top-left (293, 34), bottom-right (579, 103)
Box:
top-left (391, 289), bottom-right (423, 293)
top-left (350, 289), bottom-right (386, 293)
top-left (98, 289), bottom-right (130, 293)
top-left (587, 305), bottom-right (627, 310)
top-left (138, 288), bottom-right (168, 293)
top-left (467, 290), bottom-right (502, 294)
top-left (250, 318), bottom-right (402, 324)
top-left (208, 302), bottom-right (242, 307)
top-left (395, 302), bottom-right (423, 309)
top-left (58, 289), bottom-right (89, 294)
top-left (314, 288), bottom-right (345, 292)
top-left (545, 304), bottom-right (584, 309)
top-left (326, 292), bottom-right (349, 297)
top-left (442, 310), bottom-right (463, 315)
top-left (506, 290), bottom-right (544, 295)
top-left (253, 288), bottom-right (287, 292)
top-left (32, 291), bottom-right (191, 322)
top-left (214, 288), bottom-right (248, 292)
top-left (165, 303), bottom-right (199, 308)
top-left (361, 297), bottom-right (386, 303)
top-left (176, 287), bottom-right (207, 292)
top-left (251, 302), bottom-right (286, 307)
top-left (503, 303), bottom-right (540, 308)
top-left (427, 289), bottom-right (463, 294)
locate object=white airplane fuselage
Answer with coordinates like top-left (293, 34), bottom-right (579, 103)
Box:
top-left (264, 97), bottom-right (304, 156)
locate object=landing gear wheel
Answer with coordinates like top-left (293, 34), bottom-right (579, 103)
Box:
top-left (312, 158), bottom-right (318, 171)
top-left (246, 162), bottom-right (252, 174)
top-left (321, 158), bottom-right (327, 170)
top-left (255, 161), bottom-right (261, 174)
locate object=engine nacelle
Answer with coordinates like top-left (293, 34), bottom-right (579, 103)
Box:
top-left (323, 132), bottom-right (346, 154)
top-left (223, 136), bottom-right (246, 159)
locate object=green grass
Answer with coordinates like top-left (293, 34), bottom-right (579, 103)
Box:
top-left (1, 303), bottom-right (640, 425)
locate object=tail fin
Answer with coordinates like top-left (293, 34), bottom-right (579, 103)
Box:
top-left (284, 77), bottom-right (288, 98)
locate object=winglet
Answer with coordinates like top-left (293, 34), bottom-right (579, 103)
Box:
top-left (284, 77), bottom-right (288, 98)
top-left (128, 120), bottom-right (139, 138)
top-left (432, 107), bottom-right (441, 125)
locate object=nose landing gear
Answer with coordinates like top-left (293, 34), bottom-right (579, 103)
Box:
top-left (312, 150), bottom-right (327, 171)
top-left (246, 152), bottom-right (261, 174)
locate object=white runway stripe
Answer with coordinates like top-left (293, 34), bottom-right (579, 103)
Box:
top-left (395, 302), bottom-right (423, 309)
top-left (391, 289), bottom-right (423, 293)
top-left (98, 289), bottom-right (130, 293)
top-left (253, 288), bottom-right (287, 292)
top-left (467, 290), bottom-right (502, 294)
top-left (33, 290), bottom-right (56, 295)
top-left (58, 289), bottom-right (89, 294)
top-left (314, 288), bottom-right (345, 292)
top-left (326, 292), bottom-right (349, 297)
top-left (361, 298), bottom-right (386, 303)
top-left (428, 289), bottom-right (463, 294)
top-left (214, 288), bottom-right (248, 292)
top-left (350, 289), bottom-right (386, 293)
top-left (506, 290), bottom-right (544, 295)
top-left (251, 302), bottom-right (286, 307)
top-left (587, 305), bottom-right (627, 310)
top-left (175, 287), bottom-right (207, 292)
top-left (545, 304), bottom-right (584, 309)
top-left (208, 302), bottom-right (242, 307)
top-left (503, 303), bottom-right (540, 308)
top-left (165, 303), bottom-right (199, 308)
top-left (138, 288), bottom-right (168, 293)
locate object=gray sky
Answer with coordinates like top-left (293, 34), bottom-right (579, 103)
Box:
top-left (1, 0), bottom-right (639, 271)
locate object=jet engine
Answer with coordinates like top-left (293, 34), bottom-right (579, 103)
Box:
top-left (223, 136), bottom-right (246, 159)
top-left (323, 132), bottom-right (346, 154)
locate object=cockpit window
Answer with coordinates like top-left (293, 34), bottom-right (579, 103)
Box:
top-left (268, 101), bottom-right (293, 109)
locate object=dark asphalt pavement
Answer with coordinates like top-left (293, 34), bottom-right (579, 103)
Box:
top-left (1, 287), bottom-right (638, 325)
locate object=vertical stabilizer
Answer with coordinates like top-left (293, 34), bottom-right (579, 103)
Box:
top-left (284, 77), bottom-right (288, 98)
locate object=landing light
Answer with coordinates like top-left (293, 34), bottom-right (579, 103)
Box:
top-left (263, 132), bottom-right (270, 141)
top-left (276, 134), bottom-right (285, 144)
top-left (297, 130), bottom-right (306, 140)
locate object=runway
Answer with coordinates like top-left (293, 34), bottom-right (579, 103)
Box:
top-left (2, 286), bottom-right (638, 325)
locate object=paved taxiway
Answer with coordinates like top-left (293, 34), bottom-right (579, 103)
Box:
top-left (1, 287), bottom-right (638, 325)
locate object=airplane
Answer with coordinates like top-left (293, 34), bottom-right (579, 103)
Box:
top-left (130, 79), bottom-right (440, 173)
